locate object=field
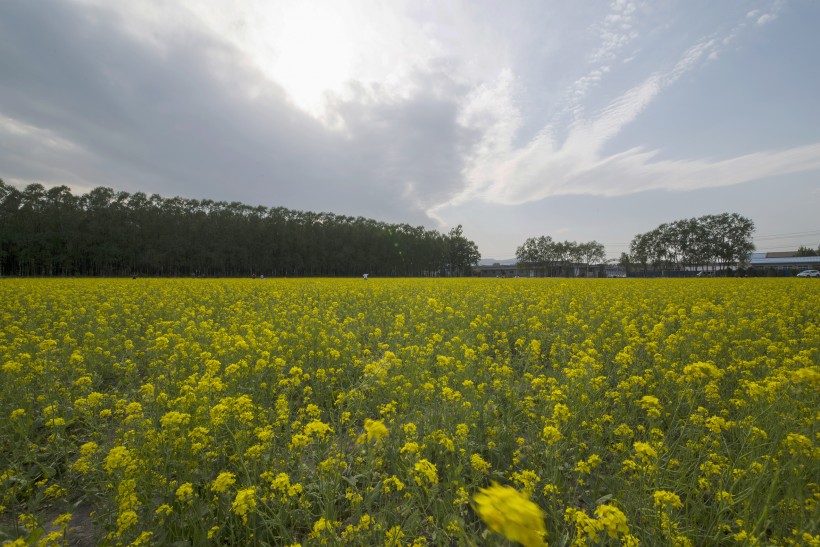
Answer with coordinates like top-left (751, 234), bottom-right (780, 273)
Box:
top-left (0, 278), bottom-right (818, 546)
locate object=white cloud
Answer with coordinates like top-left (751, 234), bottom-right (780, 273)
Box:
top-left (0, 114), bottom-right (81, 152)
top-left (67, 0), bottom-right (456, 124)
top-left (588, 0), bottom-right (640, 65)
top-left (756, 14), bottom-right (775, 26)
top-left (752, 0), bottom-right (785, 27)
top-left (456, 69), bottom-right (522, 197)
top-left (435, 3), bottom-right (819, 214)
top-left (559, 0), bottom-right (642, 123)
top-left (5, 0), bottom-right (816, 246)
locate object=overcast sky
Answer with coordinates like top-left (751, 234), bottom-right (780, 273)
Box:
top-left (2, 0), bottom-right (819, 259)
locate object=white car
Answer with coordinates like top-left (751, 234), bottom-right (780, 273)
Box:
top-left (796, 269), bottom-right (820, 277)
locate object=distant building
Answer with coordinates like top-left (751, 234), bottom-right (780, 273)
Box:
top-left (747, 251), bottom-right (820, 276)
top-left (475, 263), bottom-right (615, 278)
top-left (475, 264), bottom-right (524, 278)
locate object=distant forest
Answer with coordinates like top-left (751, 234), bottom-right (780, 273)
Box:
top-left (0, 181), bottom-right (480, 277)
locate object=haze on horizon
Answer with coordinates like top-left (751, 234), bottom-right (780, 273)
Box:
top-left (1, 0), bottom-right (818, 260)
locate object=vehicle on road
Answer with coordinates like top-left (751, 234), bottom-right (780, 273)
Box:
top-left (796, 269), bottom-right (820, 277)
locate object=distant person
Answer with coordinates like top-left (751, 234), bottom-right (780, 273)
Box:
top-left (363, 273), bottom-right (369, 280)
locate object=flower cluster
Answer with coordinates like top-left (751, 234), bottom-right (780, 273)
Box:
top-left (0, 277), bottom-right (816, 544)
top-left (473, 482), bottom-right (547, 546)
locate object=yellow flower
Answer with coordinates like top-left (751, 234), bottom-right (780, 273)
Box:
top-left (413, 459), bottom-right (438, 487)
top-left (470, 453), bottom-right (492, 474)
top-left (52, 513), bottom-right (72, 528)
top-left (231, 487), bottom-right (257, 523)
top-left (176, 482), bottom-right (194, 502)
top-left (117, 510), bottom-right (138, 535)
top-left (637, 395), bottom-right (662, 418)
top-left (653, 490), bottom-right (683, 510)
top-left (400, 441), bottom-right (421, 454)
top-left (565, 507), bottom-right (600, 542)
top-left (783, 433), bottom-right (812, 457)
top-left (385, 525), bottom-right (405, 546)
top-left (104, 446), bottom-right (135, 474)
top-left (44, 483), bottom-right (66, 499)
top-left (304, 419), bottom-right (333, 439)
top-left (155, 504), bottom-right (173, 516)
top-left (263, 471), bottom-right (304, 501)
top-left (40, 531), bottom-right (67, 546)
top-left (473, 482), bottom-right (547, 547)
top-left (160, 410), bottom-right (191, 428)
top-left (309, 517), bottom-right (339, 541)
top-left (552, 403), bottom-right (571, 423)
top-left (383, 476), bottom-right (405, 493)
top-left (594, 504), bottom-right (630, 539)
top-left (211, 471), bottom-right (236, 493)
top-left (79, 441), bottom-right (98, 456)
top-left (511, 469), bottom-right (540, 494)
top-left (633, 441), bottom-right (657, 461)
top-left (130, 531), bottom-right (153, 545)
top-left (541, 425), bottom-right (563, 445)
top-left (289, 433), bottom-right (310, 449)
top-left (358, 418), bottom-right (389, 444)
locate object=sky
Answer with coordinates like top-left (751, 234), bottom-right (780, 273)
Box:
top-left (1, 0), bottom-right (819, 260)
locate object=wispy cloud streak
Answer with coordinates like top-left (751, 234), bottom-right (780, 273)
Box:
top-left (438, 2), bottom-right (820, 213)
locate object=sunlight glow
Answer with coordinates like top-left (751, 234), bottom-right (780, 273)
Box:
top-left (256, 3), bottom-right (356, 117)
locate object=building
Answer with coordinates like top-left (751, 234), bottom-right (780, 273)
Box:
top-left (747, 252), bottom-right (820, 276)
top-left (475, 263), bottom-right (616, 278)
top-left (475, 264), bottom-right (524, 277)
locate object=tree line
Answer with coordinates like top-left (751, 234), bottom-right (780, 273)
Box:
top-left (795, 245), bottom-right (820, 257)
top-left (624, 213), bottom-right (755, 273)
top-left (0, 181), bottom-right (480, 277)
top-left (515, 236), bottom-right (606, 276)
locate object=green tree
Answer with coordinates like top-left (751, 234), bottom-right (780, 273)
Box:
top-left (446, 225), bottom-right (481, 276)
top-left (0, 182), bottom-right (482, 277)
top-left (795, 245), bottom-right (819, 257)
top-left (628, 213), bottom-right (755, 275)
top-left (618, 252), bottom-right (632, 275)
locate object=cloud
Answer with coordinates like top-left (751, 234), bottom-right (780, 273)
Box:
top-left (455, 70), bottom-right (522, 199)
top-left (749, 0), bottom-right (785, 27)
top-left (588, 0), bottom-right (640, 65)
top-left (756, 14), bottom-right (775, 26)
top-left (0, 0), bottom-right (474, 225)
top-left (435, 2), bottom-right (820, 214)
top-left (1, 0), bottom-right (816, 242)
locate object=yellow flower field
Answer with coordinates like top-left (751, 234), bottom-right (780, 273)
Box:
top-left (0, 278), bottom-right (818, 545)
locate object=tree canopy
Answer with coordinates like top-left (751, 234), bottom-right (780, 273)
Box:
top-left (515, 236), bottom-right (606, 276)
top-left (794, 245), bottom-right (820, 257)
top-left (628, 213), bottom-right (755, 273)
top-left (0, 180), bottom-right (481, 277)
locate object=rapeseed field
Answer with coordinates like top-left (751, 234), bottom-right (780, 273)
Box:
top-left (0, 278), bottom-right (817, 545)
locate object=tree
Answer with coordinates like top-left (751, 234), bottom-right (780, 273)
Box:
top-left (578, 241), bottom-right (606, 275)
top-left (516, 236), bottom-right (552, 275)
top-left (627, 213), bottom-right (755, 274)
top-left (446, 225), bottom-right (481, 276)
top-left (516, 236), bottom-right (606, 277)
top-left (618, 252), bottom-right (632, 275)
top-left (0, 183), bottom-right (481, 277)
top-left (795, 245), bottom-right (820, 257)
top-left (0, 179), bottom-right (23, 276)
